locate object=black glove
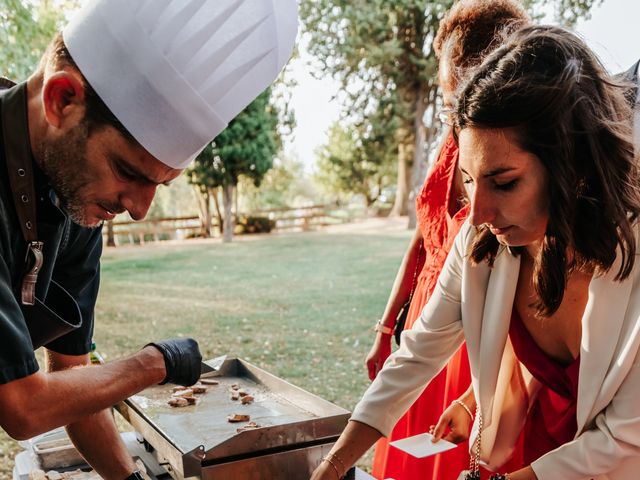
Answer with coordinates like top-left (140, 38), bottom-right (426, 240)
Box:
top-left (147, 338), bottom-right (202, 386)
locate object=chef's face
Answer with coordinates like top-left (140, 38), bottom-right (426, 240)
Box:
top-left (457, 127), bottom-right (549, 256)
top-left (37, 123), bottom-right (182, 228)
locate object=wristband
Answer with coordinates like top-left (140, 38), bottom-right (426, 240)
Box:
top-left (373, 320), bottom-right (394, 335)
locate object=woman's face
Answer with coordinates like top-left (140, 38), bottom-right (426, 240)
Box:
top-left (457, 127), bottom-right (549, 255)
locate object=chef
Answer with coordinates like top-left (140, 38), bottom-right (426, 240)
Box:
top-left (0, 0), bottom-right (298, 478)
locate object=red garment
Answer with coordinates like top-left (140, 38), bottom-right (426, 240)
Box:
top-left (372, 134), bottom-right (472, 480)
top-left (509, 311), bottom-right (580, 466)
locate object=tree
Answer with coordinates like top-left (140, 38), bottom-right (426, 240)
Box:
top-left (300, 0), bottom-right (601, 225)
top-left (315, 95), bottom-right (398, 207)
top-left (187, 88), bottom-right (281, 242)
top-left (239, 156), bottom-right (315, 211)
top-left (0, 0), bottom-right (79, 80)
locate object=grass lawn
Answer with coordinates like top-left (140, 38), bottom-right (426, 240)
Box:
top-left (1, 221), bottom-right (411, 477)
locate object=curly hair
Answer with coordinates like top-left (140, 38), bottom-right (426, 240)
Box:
top-left (456, 25), bottom-right (640, 316)
top-left (434, 0), bottom-right (529, 83)
top-left (39, 32), bottom-right (135, 142)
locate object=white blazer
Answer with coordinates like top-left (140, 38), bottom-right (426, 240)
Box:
top-left (351, 221), bottom-right (640, 480)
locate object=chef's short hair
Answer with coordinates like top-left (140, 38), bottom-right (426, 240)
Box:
top-left (40, 33), bottom-right (136, 143)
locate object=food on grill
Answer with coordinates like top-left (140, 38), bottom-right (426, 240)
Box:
top-left (238, 389), bottom-right (249, 397)
top-left (241, 395), bottom-right (254, 405)
top-left (236, 421), bottom-right (261, 433)
top-left (231, 383), bottom-right (240, 390)
top-left (199, 378), bottom-right (219, 385)
top-left (191, 384), bottom-right (208, 394)
top-left (168, 396), bottom-right (196, 407)
top-left (230, 390), bottom-right (240, 401)
top-left (172, 388), bottom-right (194, 398)
top-left (227, 413), bottom-right (251, 423)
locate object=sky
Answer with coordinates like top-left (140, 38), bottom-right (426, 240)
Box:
top-left (284, 0), bottom-right (640, 172)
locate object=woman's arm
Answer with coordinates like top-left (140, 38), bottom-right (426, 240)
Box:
top-left (351, 222), bottom-right (473, 439)
top-left (365, 227), bottom-right (424, 380)
top-left (310, 421), bottom-right (382, 480)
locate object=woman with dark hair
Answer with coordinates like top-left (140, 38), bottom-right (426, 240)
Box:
top-left (366, 2), bottom-right (529, 479)
top-left (311, 25), bottom-right (640, 480)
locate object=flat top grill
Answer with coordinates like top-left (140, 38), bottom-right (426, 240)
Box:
top-left (117, 358), bottom-right (350, 477)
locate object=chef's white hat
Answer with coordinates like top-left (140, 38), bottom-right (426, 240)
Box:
top-left (63, 0), bottom-right (298, 169)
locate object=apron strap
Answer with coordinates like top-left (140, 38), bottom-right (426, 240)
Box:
top-left (0, 80), bottom-right (44, 305)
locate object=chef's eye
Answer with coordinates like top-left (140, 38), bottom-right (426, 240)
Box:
top-left (116, 163), bottom-right (139, 181)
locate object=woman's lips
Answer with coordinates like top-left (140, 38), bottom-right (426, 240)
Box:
top-left (489, 225), bottom-right (512, 236)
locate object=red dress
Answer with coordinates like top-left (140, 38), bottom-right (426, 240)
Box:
top-left (509, 311), bottom-right (580, 466)
top-left (372, 134), bottom-right (473, 480)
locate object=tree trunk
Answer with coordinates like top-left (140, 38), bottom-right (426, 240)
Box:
top-left (235, 182), bottom-right (239, 219)
top-left (106, 220), bottom-right (116, 247)
top-left (212, 187), bottom-right (223, 235)
top-left (194, 187), bottom-right (212, 237)
top-left (222, 183), bottom-right (235, 243)
top-left (407, 87), bottom-right (431, 229)
top-left (408, 86), bottom-right (443, 230)
top-left (389, 126), bottom-right (412, 217)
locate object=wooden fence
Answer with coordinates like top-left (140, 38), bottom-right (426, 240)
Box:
top-left (102, 204), bottom-right (363, 246)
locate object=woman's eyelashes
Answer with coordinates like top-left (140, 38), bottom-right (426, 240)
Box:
top-left (461, 176), bottom-right (518, 191)
top-left (493, 179), bottom-right (518, 191)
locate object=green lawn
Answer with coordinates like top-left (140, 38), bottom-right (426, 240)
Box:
top-left (1, 225), bottom-right (411, 476)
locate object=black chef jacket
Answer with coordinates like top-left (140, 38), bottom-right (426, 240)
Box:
top-left (0, 81), bottom-right (102, 384)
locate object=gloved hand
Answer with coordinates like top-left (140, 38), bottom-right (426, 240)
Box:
top-left (146, 338), bottom-right (202, 386)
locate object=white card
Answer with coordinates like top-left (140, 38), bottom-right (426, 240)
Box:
top-left (389, 433), bottom-right (458, 458)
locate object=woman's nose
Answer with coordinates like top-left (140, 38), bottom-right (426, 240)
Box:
top-left (468, 188), bottom-right (495, 227)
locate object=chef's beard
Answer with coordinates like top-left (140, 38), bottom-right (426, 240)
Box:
top-left (36, 122), bottom-right (98, 228)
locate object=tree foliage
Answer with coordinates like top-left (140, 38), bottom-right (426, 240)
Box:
top-left (316, 93), bottom-right (398, 206)
top-left (0, 0), bottom-right (79, 80)
top-left (300, 0), bottom-right (601, 220)
top-left (187, 88), bottom-right (282, 241)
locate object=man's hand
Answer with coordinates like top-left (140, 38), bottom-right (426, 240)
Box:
top-left (146, 338), bottom-right (202, 386)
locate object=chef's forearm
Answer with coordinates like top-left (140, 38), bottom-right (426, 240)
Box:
top-left (66, 409), bottom-right (136, 479)
top-left (0, 347), bottom-right (165, 439)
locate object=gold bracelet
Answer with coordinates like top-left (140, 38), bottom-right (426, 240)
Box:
top-left (326, 452), bottom-right (347, 473)
top-left (322, 455), bottom-right (343, 479)
top-left (452, 399), bottom-right (474, 421)
top-left (373, 319), bottom-right (394, 335)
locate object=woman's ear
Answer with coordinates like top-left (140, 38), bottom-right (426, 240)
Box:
top-left (41, 69), bottom-right (86, 130)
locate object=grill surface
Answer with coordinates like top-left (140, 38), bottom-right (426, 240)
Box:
top-left (116, 358), bottom-right (350, 479)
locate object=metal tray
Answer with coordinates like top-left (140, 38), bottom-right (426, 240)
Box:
top-left (116, 357), bottom-right (350, 478)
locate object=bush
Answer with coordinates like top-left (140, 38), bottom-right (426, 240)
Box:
top-left (235, 215), bottom-right (275, 235)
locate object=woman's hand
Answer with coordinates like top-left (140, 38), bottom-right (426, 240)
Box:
top-left (432, 399), bottom-right (474, 444)
top-left (365, 332), bottom-right (392, 381)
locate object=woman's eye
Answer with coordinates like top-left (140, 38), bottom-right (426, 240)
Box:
top-left (494, 179), bottom-right (518, 191)
top-left (462, 177), bottom-right (473, 185)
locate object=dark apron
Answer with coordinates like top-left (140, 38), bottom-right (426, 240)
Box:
top-left (0, 81), bottom-right (82, 349)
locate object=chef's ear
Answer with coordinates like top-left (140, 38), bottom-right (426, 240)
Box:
top-left (41, 69), bottom-right (86, 130)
